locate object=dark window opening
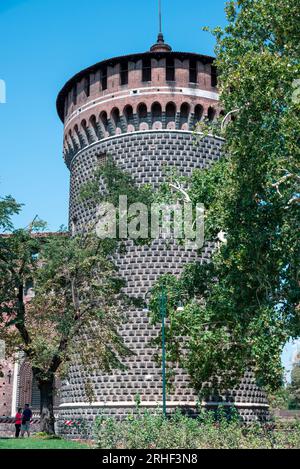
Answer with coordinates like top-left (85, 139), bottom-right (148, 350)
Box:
top-left (189, 60), bottom-right (197, 83)
top-left (124, 105), bottom-right (134, 125)
top-left (100, 111), bottom-right (108, 131)
top-left (137, 103), bottom-right (147, 121)
top-left (207, 107), bottom-right (216, 122)
top-left (120, 62), bottom-right (128, 85)
top-left (111, 108), bottom-right (121, 129)
top-left (84, 76), bottom-right (90, 97)
top-left (194, 104), bottom-right (203, 123)
top-left (211, 65), bottom-right (218, 87)
top-left (142, 59), bottom-right (152, 82)
top-left (166, 58), bottom-right (175, 81)
top-left (180, 103), bottom-right (190, 128)
top-left (151, 102), bottom-right (162, 125)
top-left (101, 67), bottom-right (107, 91)
top-left (72, 85), bottom-right (77, 105)
top-left (64, 99), bottom-right (68, 117)
top-left (166, 102), bottom-right (176, 124)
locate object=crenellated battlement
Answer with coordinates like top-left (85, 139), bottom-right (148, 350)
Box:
top-left (57, 51), bottom-right (219, 121)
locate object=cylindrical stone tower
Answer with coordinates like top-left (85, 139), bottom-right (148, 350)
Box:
top-left (56, 34), bottom-right (269, 435)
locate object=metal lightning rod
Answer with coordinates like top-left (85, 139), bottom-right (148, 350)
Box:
top-left (159, 0), bottom-right (162, 34)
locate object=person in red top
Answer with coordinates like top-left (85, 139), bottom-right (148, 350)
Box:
top-left (15, 408), bottom-right (22, 438)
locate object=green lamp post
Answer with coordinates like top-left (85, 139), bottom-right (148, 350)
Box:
top-left (143, 286), bottom-right (167, 418)
top-left (144, 286), bottom-right (183, 419)
top-left (160, 285), bottom-right (167, 418)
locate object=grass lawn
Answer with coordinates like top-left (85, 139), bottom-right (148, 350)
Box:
top-left (0, 437), bottom-right (91, 450)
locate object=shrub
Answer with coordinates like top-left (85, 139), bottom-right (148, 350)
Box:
top-left (94, 408), bottom-right (300, 449)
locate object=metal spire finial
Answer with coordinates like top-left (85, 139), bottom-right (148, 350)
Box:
top-left (150, 0), bottom-right (172, 52)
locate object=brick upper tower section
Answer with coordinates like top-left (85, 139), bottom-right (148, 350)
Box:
top-left (57, 40), bottom-right (220, 169)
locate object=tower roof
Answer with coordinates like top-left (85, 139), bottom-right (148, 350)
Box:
top-left (150, 32), bottom-right (172, 52)
top-left (150, 1), bottom-right (172, 52)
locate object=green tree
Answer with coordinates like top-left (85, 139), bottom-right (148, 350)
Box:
top-left (288, 353), bottom-right (300, 409)
top-left (149, 0), bottom-right (300, 395)
top-left (0, 201), bottom-right (130, 434)
top-left (0, 195), bottom-right (21, 231)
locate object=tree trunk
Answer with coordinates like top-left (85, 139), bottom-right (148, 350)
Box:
top-left (38, 377), bottom-right (56, 435)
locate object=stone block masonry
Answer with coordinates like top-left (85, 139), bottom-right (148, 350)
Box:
top-left (58, 130), bottom-right (268, 436)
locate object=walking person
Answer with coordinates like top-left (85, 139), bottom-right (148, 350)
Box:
top-left (15, 408), bottom-right (22, 438)
top-left (21, 404), bottom-right (32, 438)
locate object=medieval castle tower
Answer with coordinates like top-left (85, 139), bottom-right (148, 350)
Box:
top-left (55, 30), bottom-right (269, 434)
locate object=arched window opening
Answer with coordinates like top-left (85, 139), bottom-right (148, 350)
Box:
top-left (99, 111), bottom-right (109, 136)
top-left (152, 102), bottom-right (162, 119)
top-left (180, 103), bottom-right (190, 129)
top-left (137, 103), bottom-right (147, 119)
top-left (111, 108), bottom-right (121, 133)
top-left (151, 102), bottom-right (162, 129)
top-left (74, 124), bottom-right (85, 148)
top-left (207, 107), bottom-right (216, 122)
top-left (100, 111), bottom-right (108, 127)
top-left (166, 58), bottom-right (175, 81)
top-left (142, 59), bottom-right (152, 82)
top-left (81, 119), bottom-right (87, 138)
top-left (194, 104), bottom-right (203, 123)
top-left (82, 119), bottom-right (94, 144)
top-left (165, 102), bottom-right (176, 128)
top-left (152, 102), bottom-right (162, 117)
top-left (137, 103), bottom-right (148, 130)
top-left (89, 115), bottom-right (99, 139)
top-left (70, 128), bottom-right (79, 150)
top-left (124, 105), bottom-right (134, 126)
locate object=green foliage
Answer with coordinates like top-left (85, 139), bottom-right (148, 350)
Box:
top-left (0, 223), bottom-right (131, 383)
top-left (0, 437), bottom-right (90, 449)
top-left (149, 0), bottom-right (300, 394)
top-left (62, 418), bottom-right (90, 439)
top-left (268, 387), bottom-right (290, 411)
top-left (80, 156), bottom-right (153, 209)
top-left (0, 190), bottom-right (131, 432)
top-left (80, 156), bottom-right (154, 246)
top-left (288, 355), bottom-right (300, 409)
top-left (94, 410), bottom-right (300, 449)
top-left (0, 195), bottom-right (22, 232)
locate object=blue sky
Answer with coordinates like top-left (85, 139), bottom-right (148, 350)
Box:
top-left (0, 0), bottom-right (226, 230)
top-left (0, 0), bottom-right (297, 379)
